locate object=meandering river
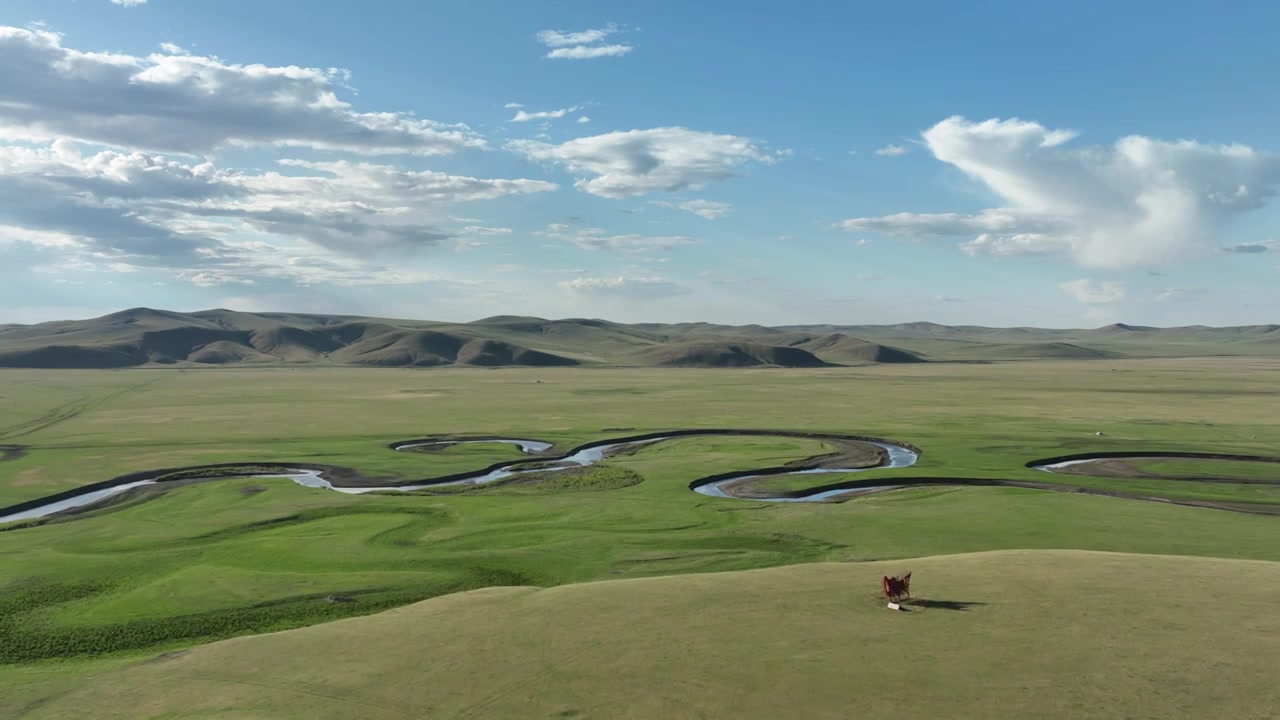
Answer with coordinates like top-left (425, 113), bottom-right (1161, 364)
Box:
top-left (0, 433), bottom-right (918, 523)
top-left (6, 436), bottom-right (1276, 525)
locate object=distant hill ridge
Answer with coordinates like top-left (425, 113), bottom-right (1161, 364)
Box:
top-left (0, 308), bottom-right (1275, 368)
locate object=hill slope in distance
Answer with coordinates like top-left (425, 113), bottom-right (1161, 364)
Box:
top-left (0, 307), bottom-right (1275, 368)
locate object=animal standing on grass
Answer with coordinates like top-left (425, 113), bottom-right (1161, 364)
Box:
top-left (882, 572), bottom-right (911, 603)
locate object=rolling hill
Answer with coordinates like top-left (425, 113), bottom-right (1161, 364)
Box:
top-left (786, 333), bottom-right (926, 364)
top-left (966, 341), bottom-right (1123, 360)
top-left (631, 340), bottom-right (828, 368)
top-left (25, 551), bottom-right (1280, 719)
top-left (0, 307), bottom-right (1276, 368)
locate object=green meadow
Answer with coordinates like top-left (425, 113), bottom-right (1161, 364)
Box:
top-left (2, 358), bottom-right (1279, 717)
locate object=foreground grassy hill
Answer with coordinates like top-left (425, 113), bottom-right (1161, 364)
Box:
top-left (12, 551), bottom-right (1277, 719)
top-left (2, 307), bottom-right (1277, 368)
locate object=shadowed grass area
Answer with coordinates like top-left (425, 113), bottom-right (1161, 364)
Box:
top-left (1123, 457), bottom-right (1280, 479)
top-left (10, 551), bottom-right (1277, 720)
top-left (414, 465), bottom-right (647, 496)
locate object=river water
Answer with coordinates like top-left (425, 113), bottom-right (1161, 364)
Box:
top-left (1, 436), bottom-right (922, 523)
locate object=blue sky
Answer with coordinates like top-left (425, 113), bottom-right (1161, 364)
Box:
top-left (1, 0), bottom-right (1277, 327)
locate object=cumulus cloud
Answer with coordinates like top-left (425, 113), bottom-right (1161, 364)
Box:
top-left (558, 275), bottom-right (684, 298)
top-left (111, 0), bottom-right (147, 6)
top-left (838, 116), bottom-right (1280, 268)
top-left (512, 106), bottom-right (580, 122)
top-left (1060, 279), bottom-right (1126, 304)
top-left (577, 116), bottom-right (591, 124)
top-left (874, 144), bottom-right (908, 156)
top-left (540, 223), bottom-right (696, 254)
top-left (0, 26), bottom-right (483, 155)
top-left (0, 141), bottom-right (556, 281)
top-left (536, 24), bottom-right (632, 60)
top-left (509, 127), bottom-right (771, 198)
top-left (656, 199), bottom-right (732, 220)
top-left (536, 26), bottom-right (616, 47)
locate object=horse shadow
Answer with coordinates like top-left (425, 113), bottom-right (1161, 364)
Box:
top-left (902, 599), bottom-right (985, 611)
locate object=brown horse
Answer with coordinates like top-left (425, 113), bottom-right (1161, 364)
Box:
top-left (882, 572), bottom-right (912, 603)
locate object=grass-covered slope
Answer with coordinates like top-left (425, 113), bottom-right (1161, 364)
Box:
top-left (16, 551), bottom-right (1278, 720)
top-left (967, 341), bottom-right (1122, 360)
top-left (631, 340), bottom-right (828, 367)
top-left (788, 332), bottom-right (925, 364)
top-left (3, 307), bottom-right (1279, 367)
top-left (0, 309), bottom-right (580, 369)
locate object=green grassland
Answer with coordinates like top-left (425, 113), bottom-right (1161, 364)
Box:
top-left (1125, 457), bottom-right (1280, 479)
top-left (11, 551), bottom-right (1279, 720)
top-left (2, 358), bottom-right (1280, 717)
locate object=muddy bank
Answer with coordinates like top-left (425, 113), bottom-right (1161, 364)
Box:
top-left (1026, 450), bottom-right (1280, 470)
top-left (710, 475), bottom-right (1280, 515)
top-left (1026, 451), bottom-right (1280, 483)
top-left (391, 436), bottom-right (552, 454)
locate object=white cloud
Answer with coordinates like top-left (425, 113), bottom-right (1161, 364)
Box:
top-left (512, 106), bottom-right (580, 122)
top-left (1060, 279), bottom-right (1126, 304)
top-left (545, 45), bottom-right (633, 60)
top-left (577, 116), bottom-right (591, 124)
top-left (656, 199), bottom-right (732, 220)
top-left (540, 223), bottom-right (697, 254)
top-left (874, 144), bottom-right (908, 156)
top-left (111, 0), bottom-right (147, 6)
top-left (838, 116), bottom-right (1280, 268)
top-left (558, 275), bottom-right (684, 298)
top-left (504, 102), bottom-right (523, 109)
top-left (840, 208), bottom-right (1058, 237)
top-left (0, 26), bottom-right (483, 155)
top-left (535, 25), bottom-right (632, 60)
top-left (959, 233), bottom-right (1073, 257)
top-left (0, 141), bottom-right (556, 282)
top-left (509, 127), bottom-right (771, 198)
top-left (536, 26), bottom-right (617, 48)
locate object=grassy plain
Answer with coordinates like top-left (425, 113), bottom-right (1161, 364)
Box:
top-left (2, 358), bottom-right (1280, 717)
top-left (14, 551), bottom-right (1280, 720)
top-left (1126, 457), bottom-right (1280, 479)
